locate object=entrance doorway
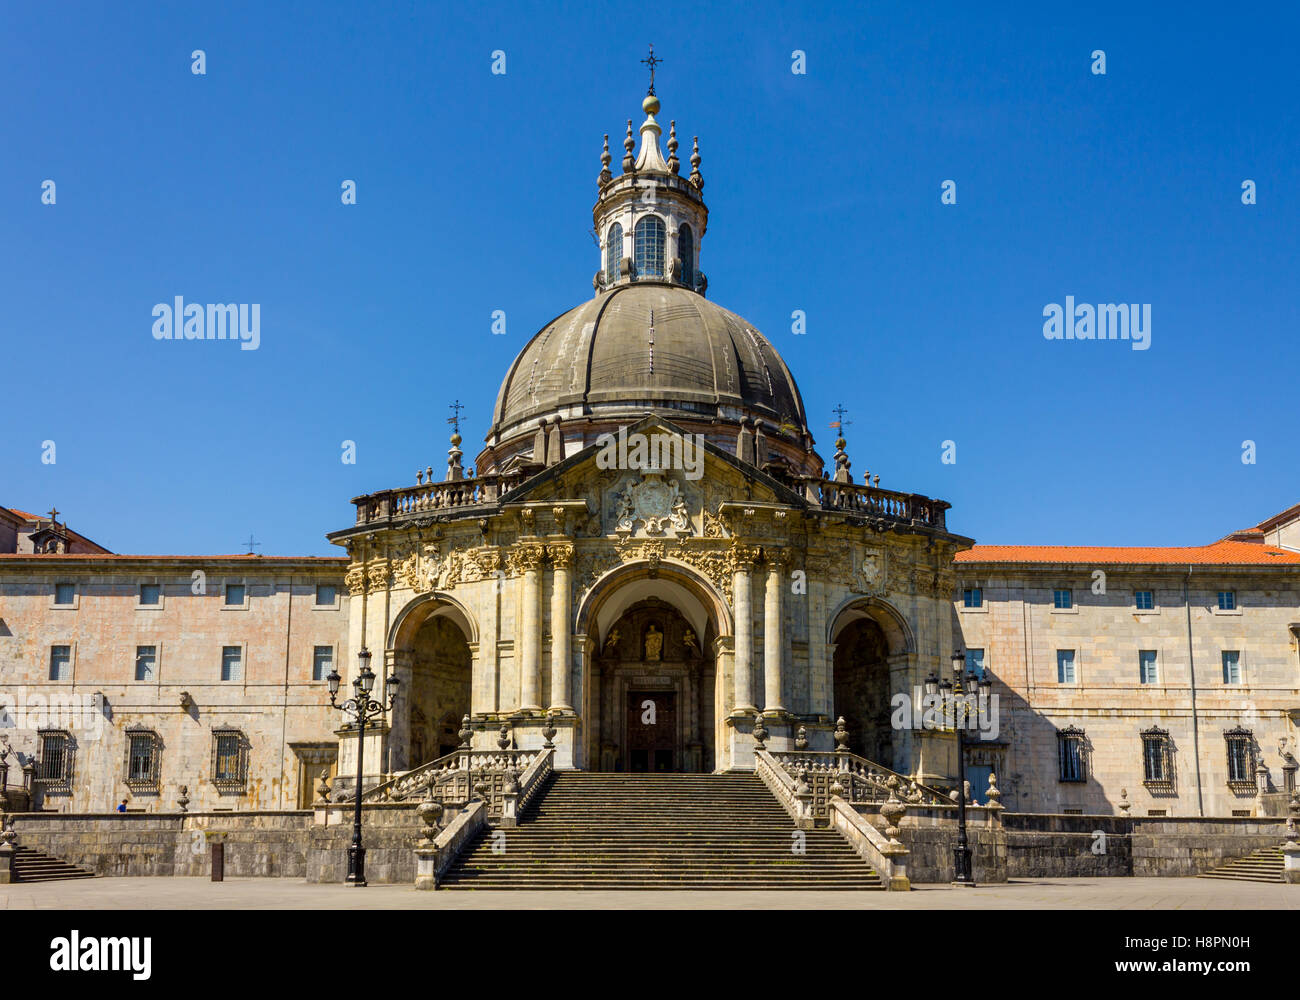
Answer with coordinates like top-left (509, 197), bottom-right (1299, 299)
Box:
top-left (627, 691), bottom-right (677, 772)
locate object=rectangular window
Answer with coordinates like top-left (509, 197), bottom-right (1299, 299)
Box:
top-left (221, 646), bottom-right (243, 682)
top-left (36, 730), bottom-right (71, 785)
top-left (1217, 590), bottom-right (1236, 611)
top-left (315, 584), bottom-right (337, 606)
top-left (126, 730), bottom-right (159, 788)
top-left (1142, 728), bottom-right (1173, 786)
top-left (135, 645), bottom-right (157, 682)
top-left (49, 645), bottom-right (71, 681)
top-left (1053, 588), bottom-right (1072, 610)
top-left (1135, 590), bottom-right (1154, 610)
top-left (1056, 649), bottom-right (1076, 684)
top-left (1226, 730), bottom-right (1255, 787)
top-left (212, 730), bottom-right (248, 790)
top-left (225, 583), bottom-right (246, 606)
top-left (54, 582), bottom-right (75, 606)
top-left (966, 648), bottom-right (986, 680)
top-left (1139, 649), bottom-right (1158, 685)
top-left (1222, 650), bottom-right (1241, 685)
top-left (1058, 728), bottom-right (1087, 782)
top-left (312, 645), bottom-right (333, 682)
top-left (139, 582), bottom-right (161, 606)
top-left (962, 587), bottom-right (983, 608)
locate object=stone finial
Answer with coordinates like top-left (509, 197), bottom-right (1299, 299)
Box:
top-left (416, 469), bottom-right (425, 485)
top-left (752, 715), bottom-right (769, 750)
top-left (688, 135), bottom-right (703, 189)
top-left (622, 120), bottom-right (636, 173)
top-left (176, 785), bottom-right (191, 813)
top-left (833, 716), bottom-right (850, 752)
top-left (458, 715), bottom-right (473, 749)
top-left (1118, 787), bottom-right (1131, 815)
top-left (667, 121), bottom-right (680, 174)
top-left (832, 435), bottom-right (852, 484)
top-left (446, 430), bottom-right (465, 481)
top-left (497, 724), bottom-right (511, 751)
top-left (541, 712), bottom-right (558, 749)
top-left (985, 772), bottom-right (1002, 811)
top-left (599, 133), bottom-right (613, 187)
top-left (532, 419), bottom-right (548, 466)
top-left (314, 769), bottom-right (331, 804)
top-left (794, 726), bottom-right (809, 751)
top-left (417, 797), bottom-right (444, 845)
top-left (735, 417), bottom-right (755, 465)
top-left (880, 775), bottom-right (907, 844)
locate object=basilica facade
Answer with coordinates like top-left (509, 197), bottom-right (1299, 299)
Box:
top-left (2, 86), bottom-right (1298, 821)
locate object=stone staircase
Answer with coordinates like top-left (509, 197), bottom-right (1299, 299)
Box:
top-left (10, 845), bottom-right (97, 883)
top-left (1197, 846), bottom-right (1284, 884)
top-left (440, 772), bottom-right (883, 890)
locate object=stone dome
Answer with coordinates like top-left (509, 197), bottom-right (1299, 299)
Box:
top-left (484, 282), bottom-right (811, 454)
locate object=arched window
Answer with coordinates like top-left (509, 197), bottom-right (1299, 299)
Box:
top-left (677, 224), bottom-right (694, 287)
top-left (634, 216), bottom-right (665, 278)
top-left (605, 223), bottom-right (623, 284)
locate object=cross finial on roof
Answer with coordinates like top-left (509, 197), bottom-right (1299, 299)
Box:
top-left (243, 534), bottom-right (260, 555)
top-left (447, 399), bottom-right (466, 435)
top-left (641, 44), bottom-right (662, 95)
top-left (830, 404), bottom-right (852, 431)
top-left (47, 506), bottom-right (60, 523)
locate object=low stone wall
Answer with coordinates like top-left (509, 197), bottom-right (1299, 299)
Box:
top-left (855, 804), bottom-right (1009, 883)
top-left (6, 806), bottom-right (425, 884)
top-left (1001, 813), bottom-right (1288, 878)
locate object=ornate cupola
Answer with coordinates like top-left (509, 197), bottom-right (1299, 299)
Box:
top-left (593, 49), bottom-right (708, 295)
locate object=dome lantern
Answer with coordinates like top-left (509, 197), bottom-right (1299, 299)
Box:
top-left (593, 49), bottom-right (708, 296)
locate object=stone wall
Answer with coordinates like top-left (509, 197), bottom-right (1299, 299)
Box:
top-left (1001, 812), bottom-right (1288, 878)
top-left (7, 805), bottom-right (426, 884)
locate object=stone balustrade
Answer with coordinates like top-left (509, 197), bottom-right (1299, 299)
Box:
top-left (352, 471), bottom-right (530, 525)
top-left (797, 478), bottom-right (949, 529)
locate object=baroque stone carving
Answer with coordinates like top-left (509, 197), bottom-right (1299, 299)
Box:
top-left (548, 542), bottom-right (575, 569)
top-left (612, 471), bottom-right (690, 536)
top-left (850, 546), bottom-right (888, 596)
top-left (345, 564), bottom-right (367, 596)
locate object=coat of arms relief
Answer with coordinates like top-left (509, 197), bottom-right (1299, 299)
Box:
top-left (849, 545), bottom-right (888, 596)
top-left (611, 470), bottom-right (692, 537)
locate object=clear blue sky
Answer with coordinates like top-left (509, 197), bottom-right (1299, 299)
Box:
top-left (3, 1), bottom-right (1296, 556)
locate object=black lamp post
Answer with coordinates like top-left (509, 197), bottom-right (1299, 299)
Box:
top-left (946, 648), bottom-right (993, 886)
top-left (326, 647), bottom-right (398, 887)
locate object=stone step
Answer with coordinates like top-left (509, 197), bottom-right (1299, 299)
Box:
top-left (11, 846), bottom-right (98, 883)
top-left (1196, 848), bottom-right (1285, 884)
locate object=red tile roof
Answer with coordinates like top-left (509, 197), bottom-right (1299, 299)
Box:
top-left (955, 540), bottom-right (1300, 566)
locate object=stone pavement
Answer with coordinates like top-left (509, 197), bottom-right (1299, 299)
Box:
top-left (2, 876), bottom-right (1297, 909)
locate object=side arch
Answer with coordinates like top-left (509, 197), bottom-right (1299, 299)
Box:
top-left (826, 594), bottom-right (916, 654)
top-left (387, 591), bottom-right (479, 650)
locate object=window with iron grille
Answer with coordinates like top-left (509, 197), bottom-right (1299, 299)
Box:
top-left (1141, 726), bottom-right (1174, 789)
top-left (1225, 728), bottom-right (1256, 789)
top-left (211, 729), bottom-right (248, 792)
top-left (125, 728), bottom-right (160, 790)
top-left (634, 216), bottom-right (665, 277)
top-left (35, 729), bottom-right (72, 789)
top-left (1058, 726), bottom-right (1087, 783)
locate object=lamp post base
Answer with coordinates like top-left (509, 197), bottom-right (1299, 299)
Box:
top-left (346, 845), bottom-right (368, 887)
top-left (952, 845), bottom-right (975, 887)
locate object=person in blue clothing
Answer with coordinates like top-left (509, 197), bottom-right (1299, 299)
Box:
top-left (116, 799), bottom-right (127, 812)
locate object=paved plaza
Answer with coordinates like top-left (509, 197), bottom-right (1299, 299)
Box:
top-left (2, 876), bottom-right (1296, 909)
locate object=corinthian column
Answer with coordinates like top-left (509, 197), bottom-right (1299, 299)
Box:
top-left (516, 544), bottom-right (545, 711)
top-left (548, 542), bottom-right (574, 712)
top-left (763, 551), bottom-right (786, 713)
top-left (732, 546), bottom-right (758, 714)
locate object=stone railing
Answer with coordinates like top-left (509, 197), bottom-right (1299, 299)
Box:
top-left (352, 470), bottom-right (531, 525)
top-left (506, 748), bottom-right (554, 826)
top-left (415, 799), bottom-right (487, 890)
top-left (361, 748), bottom-right (541, 816)
top-left (755, 750), bottom-right (813, 829)
top-left (829, 796), bottom-right (910, 890)
top-left (769, 750), bottom-right (950, 826)
top-left (798, 478), bottom-right (949, 530)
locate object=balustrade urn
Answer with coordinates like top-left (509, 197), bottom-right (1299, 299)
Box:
top-left (833, 717), bottom-right (849, 752)
top-left (541, 712), bottom-right (558, 749)
top-left (458, 715), bottom-right (473, 748)
top-left (497, 724), bottom-right (511, 750)
top-left (752, 715), bottom-right (769, 750)
top-left (417, 798), bottom-right (445, 844)
top-left (795, 726), bottom-right (808, 751)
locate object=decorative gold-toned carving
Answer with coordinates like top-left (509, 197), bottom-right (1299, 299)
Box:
top-left (548, 542), bottom-right (575, 569)
top-left (345, 564), bottom-right (367, 596)
top-left (508, 542), bottom-right (547, 575)
top-left (367, 561), bottom-right (392, 592)
top-left (703, 504), bottom-right (727, 539)
top-left (518, 508), bottom-right (536, 535)
top-left (730, 543), bottom-right (761, 570)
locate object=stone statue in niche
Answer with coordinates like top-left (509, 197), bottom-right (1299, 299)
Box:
top-left (603, 629), bottom-right (621, 655)
top-left (682, 628), bottom-right (698, 653)
top-left (644, 625), bottom-right (663, 662)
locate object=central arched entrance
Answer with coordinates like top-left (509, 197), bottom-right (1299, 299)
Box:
top-left (576, 560), bottom-right (730, 773)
